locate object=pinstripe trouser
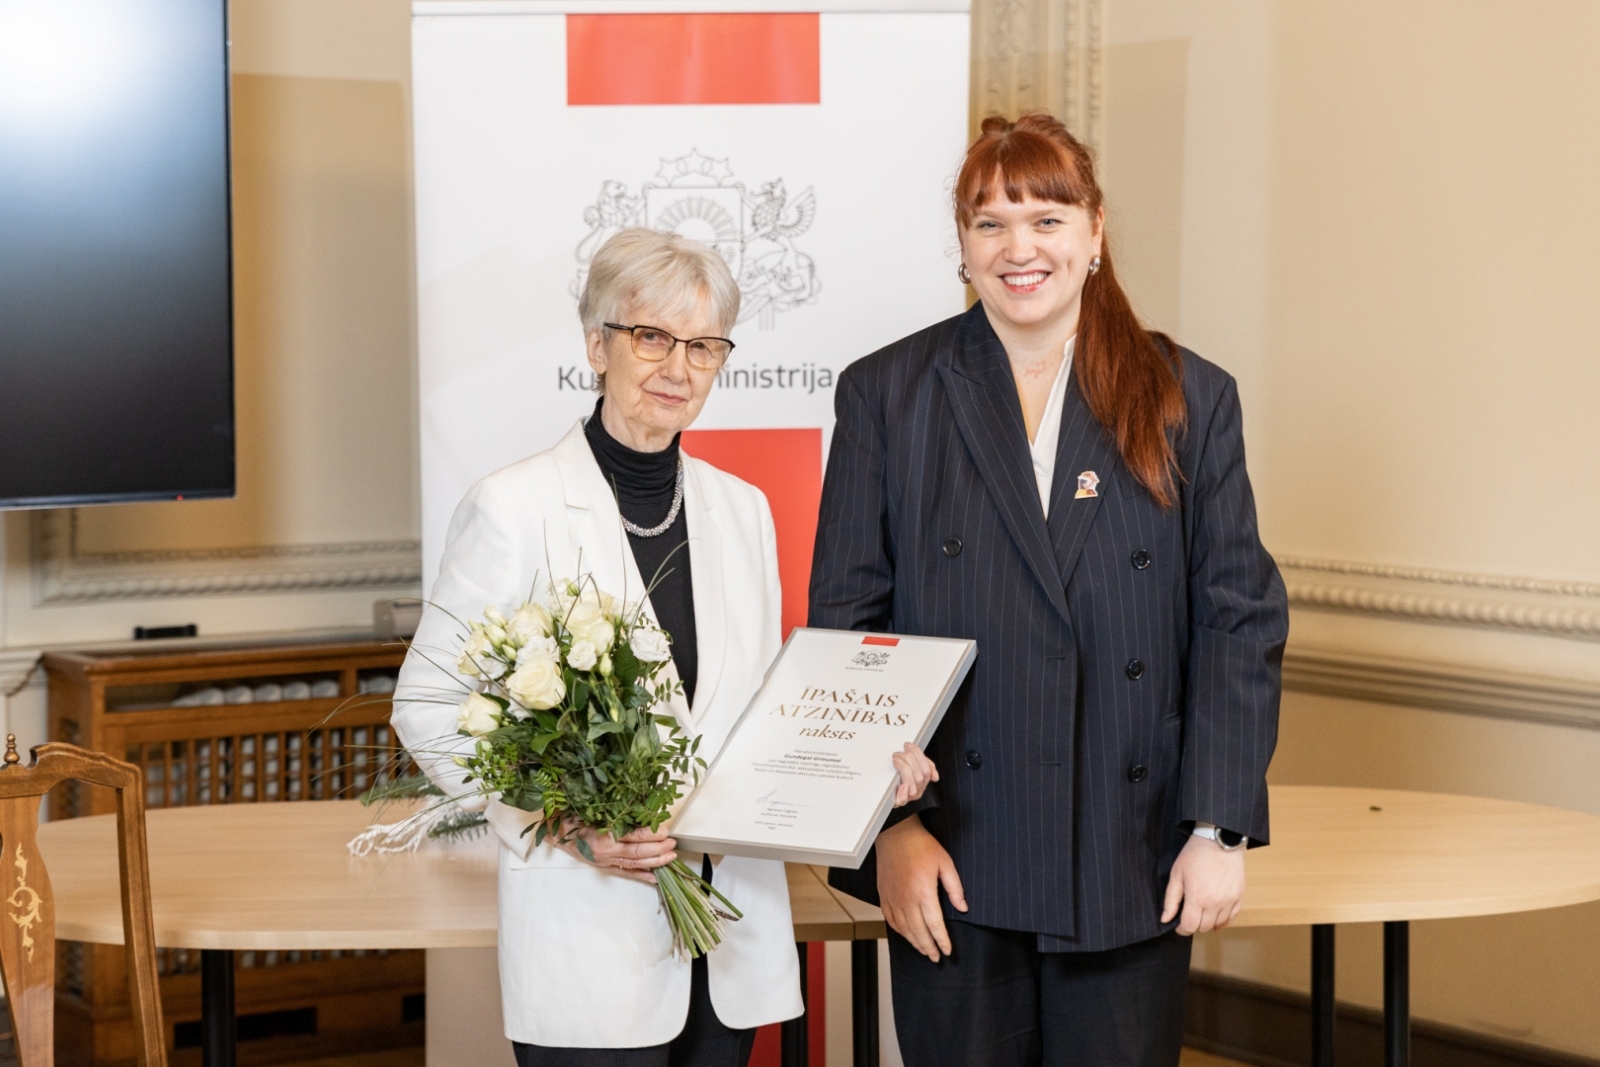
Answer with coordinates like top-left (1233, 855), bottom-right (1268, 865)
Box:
top-left (888, 920), bottom-right (1192, 1067)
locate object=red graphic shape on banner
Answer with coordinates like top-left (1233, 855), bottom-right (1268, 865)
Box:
top-left (681, 428), bottom-right (826, 1064)
top-left (566, 14), bottom-right (821, 105)
top-left (748, 941), bottom-right (827, 1067)
top-left (679, 427), bottom-right (821, 639)
top-left (862, 636), bottom-right (899, 646)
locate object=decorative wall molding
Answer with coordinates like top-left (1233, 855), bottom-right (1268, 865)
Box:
top-left (31, 510), bottom-right (421, 605)
top-left (971, 0), bottom-right (1103, 147)
top-left (1283, 646), bottom-right (1600, 732)
top-left (1280, 556), bottom-right (1600, 639)
top-left (0, 650), bottom-right (42, 699)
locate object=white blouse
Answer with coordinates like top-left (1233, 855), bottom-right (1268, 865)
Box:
top-left (1029, 335), bottom-right (1076, 517)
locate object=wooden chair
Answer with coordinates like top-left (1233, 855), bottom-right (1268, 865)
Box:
top-left (0, 735), bottom-right (165, 1067)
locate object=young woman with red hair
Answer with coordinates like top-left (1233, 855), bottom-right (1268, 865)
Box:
top-left (810, 113), bottom-right (1288, 1066)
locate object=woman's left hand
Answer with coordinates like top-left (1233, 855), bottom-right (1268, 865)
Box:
top-left (1161, 832), bottom-right (1246, 935)
top-left (891, 743), bottom-right (939, 808)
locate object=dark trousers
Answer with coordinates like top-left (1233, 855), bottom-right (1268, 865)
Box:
top-left (888, 920), bottom-right (1192, 1067)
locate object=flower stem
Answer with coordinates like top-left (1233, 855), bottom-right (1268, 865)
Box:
top-left (655, 858), bottom-right (741, 959)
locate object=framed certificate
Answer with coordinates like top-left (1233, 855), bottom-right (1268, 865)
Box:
top-left (671, 628), bottom-right (976, 868)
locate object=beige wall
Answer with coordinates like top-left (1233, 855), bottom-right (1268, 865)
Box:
top-left (0, 0), bottom-right (420, 747)
top-left (1099, 0), bottom-right (1600, 1058)
top-left (3, 0), bottom-right (1599, 1059)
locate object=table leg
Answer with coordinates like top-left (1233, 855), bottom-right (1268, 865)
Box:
top-left (200, 948), bottom-right (237, 1067)
top-left (781, 942), bottom-right (808, 1067)
top-left (851, 940), bottom-right (879, 1067)
top-left (1384, 921), bottom-right (1410, 1067)
top-left (1312, 924), bottom-right (1336, 1067)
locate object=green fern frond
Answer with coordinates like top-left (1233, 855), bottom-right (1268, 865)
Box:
top-left (358, 773), bottom-right (443, 806)
top-left (428, 809), bottom-right (488, 841)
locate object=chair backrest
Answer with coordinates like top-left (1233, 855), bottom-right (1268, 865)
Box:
top-left (0, 736), bottom-right (165, 1067)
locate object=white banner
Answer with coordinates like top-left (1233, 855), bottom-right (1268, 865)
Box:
top-left (412, 0), bottom-right (969, 609)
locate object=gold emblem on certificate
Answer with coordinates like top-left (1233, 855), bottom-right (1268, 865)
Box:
top-left (670, 629), bottom-right (977, 868)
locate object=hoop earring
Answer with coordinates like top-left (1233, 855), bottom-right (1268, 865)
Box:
top-left (1088, 255), bottom-right (1102, 276)
top-left (957, 264), bottom-right (972, 285)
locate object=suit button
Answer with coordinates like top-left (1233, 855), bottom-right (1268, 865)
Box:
top-left (1131, 549), bottom-right (1152, 570)
top-left (965, 750), bottom-right (982, 770)
top-left (1128, 764), bottom-right (1148, 783)
top-left (1126, 659), bottom-right (1145, 680)
top-left (943, 536), bottom-right (963, 557)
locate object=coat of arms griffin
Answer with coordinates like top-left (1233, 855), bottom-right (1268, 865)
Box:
top-left (573, 150), bottom-right (821, 329)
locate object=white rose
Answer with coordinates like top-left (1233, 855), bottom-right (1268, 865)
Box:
top-left (455, 692), bottom-right (501, 736)
top-left (456, 627), bottom-right (495, 679)
top-left (558, 585), bottom-right (615, 613)
top-left (629, 626), bottom-right (672, 663)
top-left (567, 639), bottom-right (599, 672)
top-left (508, 603), bottom-right (552, 645)
top-left (515, 635), bottom-right (559, 668)
top-left (484, 605), bottom-right (509, 628)
top-left (563, 601), bottom-right (615, 651)
top-left (507, 657), bottom-right (565, 710)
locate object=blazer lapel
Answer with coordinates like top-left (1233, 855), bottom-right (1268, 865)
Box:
top-left (552, 421), bottom-right (637, 597)
top-left (680, 457), bottom-right (727, 731)
top-left (552, 420), bottom-right (702, 735)
top-left (1046, 365), bottom-right (1120, 584)
top-left (936, 306), bottom-right (1072, 627)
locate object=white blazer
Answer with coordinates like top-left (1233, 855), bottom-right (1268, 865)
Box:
top-left (393, 421), bottom-right (804, 1047)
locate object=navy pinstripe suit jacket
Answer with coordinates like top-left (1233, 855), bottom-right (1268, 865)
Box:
top-left (810, 303), bottom-right (1288, 951)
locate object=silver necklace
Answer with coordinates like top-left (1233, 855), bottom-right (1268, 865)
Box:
top-left (620, 458), bottom-right (685, 538)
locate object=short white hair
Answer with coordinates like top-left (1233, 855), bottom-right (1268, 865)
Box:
top-left (578, 228), bottom-right (741, 340)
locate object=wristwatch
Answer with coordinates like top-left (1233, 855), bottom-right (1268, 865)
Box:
top-left (1192, 823), bottom-right (1247, 851)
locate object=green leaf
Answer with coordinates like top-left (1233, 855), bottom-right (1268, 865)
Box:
top-left (586, 718), bottom-right (627, 740)
top-left (614, 642), bottom-right (642, 683)
top-left (528, 731), bottom-right (564, 753)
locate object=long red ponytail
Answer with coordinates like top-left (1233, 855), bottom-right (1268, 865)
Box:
top-left (956, 113), bottom-right (1187, 508)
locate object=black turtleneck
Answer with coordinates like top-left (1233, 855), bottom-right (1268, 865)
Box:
top-left (584, 398), bottom-right (698, 706)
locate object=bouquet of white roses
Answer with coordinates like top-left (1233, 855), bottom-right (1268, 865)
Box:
top-left (449, 577), bottom-right (740, 959)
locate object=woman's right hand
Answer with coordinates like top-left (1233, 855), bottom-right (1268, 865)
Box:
top-left (553, 820), bottom-right (677, 885)
top-left (875, 814), bottom-right (968, 962)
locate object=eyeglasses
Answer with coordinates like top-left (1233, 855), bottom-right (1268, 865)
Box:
top-left (605, 323), bottom-right (735, 371)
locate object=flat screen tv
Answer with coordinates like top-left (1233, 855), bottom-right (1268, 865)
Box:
top-left (0, 0), bottom-right (234, 509)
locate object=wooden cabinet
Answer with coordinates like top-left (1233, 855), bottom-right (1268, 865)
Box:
top-left (43, 640), bottom-right (425, 1067)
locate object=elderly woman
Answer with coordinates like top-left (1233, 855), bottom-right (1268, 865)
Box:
top-left (394, 228), bottom-right (933, 1067)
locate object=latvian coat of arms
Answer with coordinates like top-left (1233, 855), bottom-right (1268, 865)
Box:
top-left (573, 150), bottom-right (821, 329)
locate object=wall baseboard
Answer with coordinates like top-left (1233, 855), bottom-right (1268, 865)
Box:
top-left (1186, 972), bottom-right (1600, 1067)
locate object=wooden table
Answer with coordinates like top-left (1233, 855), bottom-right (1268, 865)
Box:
top-left (37, 801), bottom-right (885, 1067)
top-left (1229, 786), bottom-right (1600, 1067)
top-left (41, 787), bottom-right (1600, 1067)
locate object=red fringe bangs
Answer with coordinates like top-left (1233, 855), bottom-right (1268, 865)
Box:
top-left (955, 119), bottom-right (1096, 226)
